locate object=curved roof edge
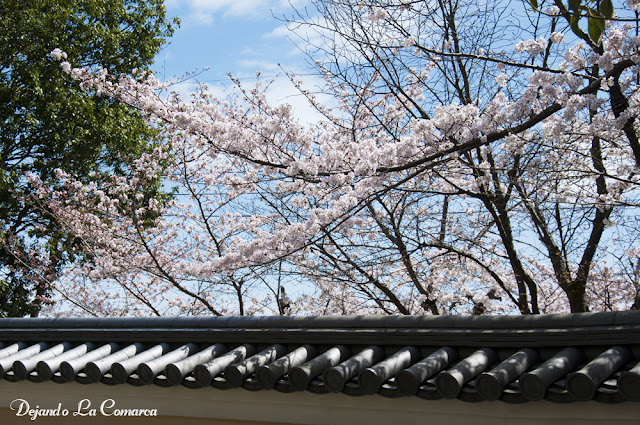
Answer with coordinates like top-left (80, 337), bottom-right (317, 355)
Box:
top-left (1, 310), bottom-right (639, 329)
top-left (0, 311), bottom-right (639, 346)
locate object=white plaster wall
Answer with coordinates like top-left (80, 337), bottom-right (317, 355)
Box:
top-left (0, 381), bottom-right (638, 425)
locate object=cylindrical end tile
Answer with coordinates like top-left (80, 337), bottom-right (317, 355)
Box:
top-left (395, 370), bottom-right (421, 395)
top-left (323, 368), bottom-right (346, 392)
top-left (36, 362), bottom-right (53, 381)
top-left (193, 364), bottom-right (213, 386)
top-left (137, 363), bottom-right (155, 385)
top-left (619, 371), bottom-right (640, 401)
top-left (110, 363), bottom-right (129, 384)
top-left (289, 367), bottom-right (311, 391)
top-left (224, 365), bottom-right (245, 388)
top-left (165, 364), bottom-right (184, 386)
top-left (84, 362), bottom-right (104, 382)
top-left (358, 369), bottom-right (382, 394)
top-left (435, 372), bottom-right (462, 399)
top-left (519, 373), bottom-right (545, 401)
top-left (59, 362), bottom-right (76, 381)
top-left (476, 373), bottom-right (503, 401)
top-left (566, 373), bottom-right (596, 401)
top-left (256, 366), bottom-right (277, 389)
top-left (11, 361), bottom-right (28, 380)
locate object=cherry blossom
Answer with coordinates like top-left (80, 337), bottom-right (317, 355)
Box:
top-left (9, 1), bottom-right (640, 316)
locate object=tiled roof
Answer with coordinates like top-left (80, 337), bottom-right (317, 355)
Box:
top-left (0, 311), bottom-right (639, 403)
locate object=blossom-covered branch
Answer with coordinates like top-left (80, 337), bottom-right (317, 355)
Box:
top-left (19, 1), bottom-right (640, 316)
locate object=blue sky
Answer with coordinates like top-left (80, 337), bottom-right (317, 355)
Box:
top-left (153, 0), bottom-right (325, 123)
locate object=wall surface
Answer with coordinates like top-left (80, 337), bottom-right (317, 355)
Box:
top-left (0, 381), bottom-right (638, 425)
top-left (0, 409), bottom-right (279, 425)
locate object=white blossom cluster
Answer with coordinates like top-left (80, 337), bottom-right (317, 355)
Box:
top-left (12, 4), bottom-right (640, 316)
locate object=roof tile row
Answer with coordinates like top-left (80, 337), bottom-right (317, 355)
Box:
top-left (0, 312), bottom-right (639, 404)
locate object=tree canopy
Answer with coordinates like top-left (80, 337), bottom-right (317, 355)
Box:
top-left (0, 0), bottom-right (176, 316)
top-left (15, 0), bottom-right (640, 316)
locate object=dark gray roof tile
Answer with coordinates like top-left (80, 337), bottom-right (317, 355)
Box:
top-left (323, 345), bottom-right (385, 393)
top-left (193, 344), bottom-right (255, 387)
top-left (60, 342), bottom-right (119, 381)
top-left (566, 346), bottom-right (633, 401)
top-left (14, 342), bottom-right (73, 381)
top-left (111, 343), bottom-right (172, 384)
top-left (476, 348), bottom-right (539, 401)
top-left (435, 348), bottom-right (498, 399)
top-left (257, 344), bottom-right (317, 389)
top-left (0, 311), bottom-right (639, 403)
top-left (359, 345), bottom-right (421, 395)
top-left (165, 343), bottom-right (227, 386)
top-left (519, 347), bottom-right (586, 401)
top-left (395, 347), bottom-right (457, 395)
top-left (85, 343), bottom-right (144, 382)
top-left (36, 342), bottom-right (94, 380)
top-left (138, 343), bottom-right (199, 385)
top-left (225, 344), bottom-right (288, 388)
top-left (619, 363), bottom-right (640, 401)
top-left (289, 345), bottom-right (351, 391)
top-left (0, 342), bottom-right (49, 377)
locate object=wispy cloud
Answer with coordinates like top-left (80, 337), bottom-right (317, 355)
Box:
top-left (166, 0), bottom-right (308, 25)
top-left (263, 17), bottom-right (334, 58)
top-left (235, 58), bottom-right (282, 72)
top-left (263, 75), bottom-right (329, 126)
top-left (264, 23), bottom-right (293, 38)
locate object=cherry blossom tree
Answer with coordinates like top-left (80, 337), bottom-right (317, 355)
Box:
top-left (12, 0), bottom-right (640, 316)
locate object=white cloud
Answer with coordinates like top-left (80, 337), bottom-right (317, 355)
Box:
top-left (263, 17), bottom-right (336, 60)
top-left (235, 59), bottom-right (282, 72)
top-left (159, 0), bottom-right (334, 126)
top-left (166, 0), bottom-right (309, 25)
top-left (261, 72), bottom-right (336, 127)
top-left (167, 79), bottom-right (198, 93)
top-left (264, 23), bottom-right (293, 39)
top-left (159, 67), bottom-right (330, 127)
